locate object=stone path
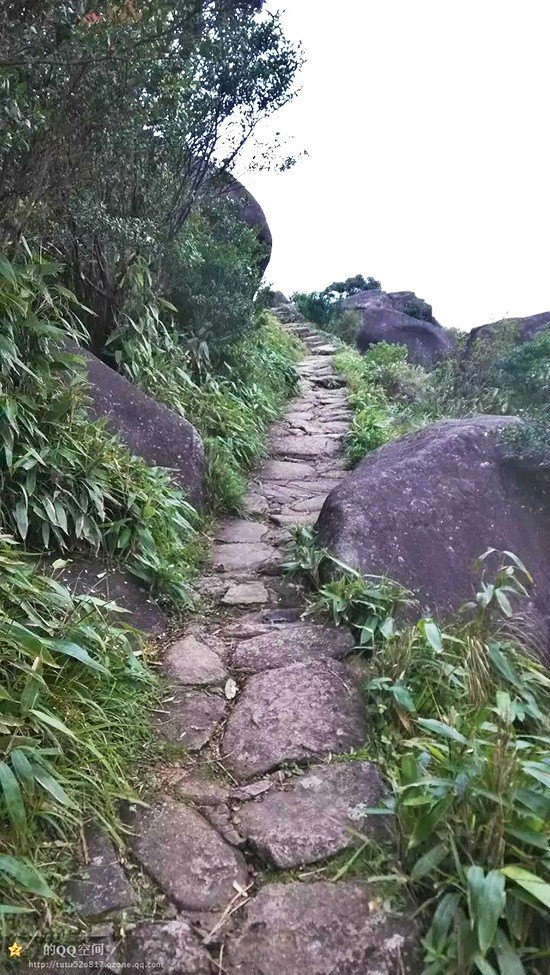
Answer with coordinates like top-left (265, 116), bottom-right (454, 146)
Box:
top-left (65, 325), bottom-right (418, 974)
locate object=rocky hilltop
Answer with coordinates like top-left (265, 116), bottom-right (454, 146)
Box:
top-left (342, 288), bottom-right (454, 367)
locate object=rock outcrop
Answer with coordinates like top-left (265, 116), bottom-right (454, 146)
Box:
top-left (76, 347), bottom-right (204, 507)
top-left (317, 417), bottom-right (550, 656)
top-left (220, 173), bottom-right (272, 273)
top-left (342, 289), bottom-right (453, 367)
top-left (270, 299), bottom-right (306, 323)
top-left (467, 311), bottom-right (550, 353)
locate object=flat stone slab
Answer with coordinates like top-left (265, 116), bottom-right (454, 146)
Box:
top-left (216, 520), bottom-right (267, 544)
top-left (126, 798), bottom-right (248, 911)
top-left (155, 689), bottom-right (226, 751)
top-left (243, 492), bottom-right (268, 516)
top-left (271, 510), bottom-right (318, 526)
top-left (261, 459), bottom-right (316, 481)
top-left (225, 882), bottom-right (419, 975)
top-left (212, 542), bottom-right (278, 573)
top-left (162, 635), bottom-right (227, 686)
top-left (270, 435), bottom-right (340, 459)
top-left (231, 623), bottom-right (354, 672)
top-left (288, 494), bottom-right (331, 513)
top-left (237, 762), bottom-right (386, 867)
top-left (222, 582), bottom-right (270, 605)
top-left (122, 920), bottom-right (212, 974)
top-left (65, 825), bottom-right (134, 918)
top-left (286, 476), bottom-right (343, 494)
top-left (169, 770), bottom-right (229, 806)
top-left (221, 659), bottom-right (365, 779)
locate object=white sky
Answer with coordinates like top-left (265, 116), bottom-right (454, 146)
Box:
top-left (241, 0), bottom-right (550, 331)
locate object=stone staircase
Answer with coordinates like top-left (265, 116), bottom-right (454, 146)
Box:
top-left (61, 324), bottom-right (418, 975)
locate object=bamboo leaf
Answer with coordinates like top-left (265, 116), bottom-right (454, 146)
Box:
top-left (0, 761), bottom-right (26, 830)
top-left (0, 855), bottom-right (53, 897)
top-left (500, 865), bottom-right (550, 910)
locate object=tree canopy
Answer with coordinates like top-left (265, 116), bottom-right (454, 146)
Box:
top-left (0, 0), bottom-right (301, 349)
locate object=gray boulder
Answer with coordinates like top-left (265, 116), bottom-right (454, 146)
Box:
top-left (220, 173), bottom-right (272, 273)
top-left (76, 347), bottom-right (204, 506)
top-left (270, 300), bottom-right (306, 324)
top-left (317, 417), bottom-right (550, 657)
top-left (342, 289), bottom-right (453, 367)
top-left (467, 311), bottom-right (550, 353)
top-left (53, 557), bottom-right (168, 635)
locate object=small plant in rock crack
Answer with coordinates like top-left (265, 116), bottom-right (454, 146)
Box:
top-left (284, 526), bottom-right (412, 646)
top-left (283, 526), bottom-right (329, 587)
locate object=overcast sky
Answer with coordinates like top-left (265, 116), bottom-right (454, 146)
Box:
top-left (242, 0), bottom-right (550, 332)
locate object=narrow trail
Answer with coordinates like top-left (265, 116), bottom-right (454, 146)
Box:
top-left (76, 325), bottom-right (417, 974)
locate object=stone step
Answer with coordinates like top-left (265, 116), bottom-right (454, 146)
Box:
top-left (235, 761), bottom-right (387, 868)
top-left (225, 882), bottom-right (419, 975)
top-left (221, 659), bottom-right (366, 779)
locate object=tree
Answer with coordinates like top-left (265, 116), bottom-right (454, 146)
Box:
top-left (0, 0), bottom-right (302, 351)
top-left (323, 274), bottom-right (381, 300)
top-left (293, 273), bottom-right (382, 326)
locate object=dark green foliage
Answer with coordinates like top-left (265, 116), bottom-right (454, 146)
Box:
top-left (402, 298), bottom-right (433, 321)
top-left (166, 201), bottom-right (265, 365)
top-left (0, 0), bottom-right (301, 352)
top-left (285, 531), bottom-right (550, 973)
top-left (292, 273), bottom-right (380, 330)
top-left (0, 537), bottom-right (156, 919)
top-left (0, 250), bottom-right (197, 602)
top-left (324, 274), bottom-right (381, 298)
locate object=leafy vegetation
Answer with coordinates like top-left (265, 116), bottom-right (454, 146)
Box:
top-left (292, 273), bottom-right (378, 339)
top-left (0, 249), bottom-right (199, 604)
top-left (0, 4), bottom-right (304, 941)
top-left (1, 0), bottom-right (302, 353)
top-left (286, 529), bottom-right (550, 973)
top-left (0, 537), bottom-right (156, 921)
top-left (108, 265), bottom-right (303, 512)
top-left (334, 322), bottom-right (550, 470)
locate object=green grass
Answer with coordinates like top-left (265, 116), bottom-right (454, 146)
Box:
top-left (0, 538), bottom-right (161, 950)
top-left (285, 529), bottom-right (550, 974)
top-left (116, 310), bottom-right (304, 514)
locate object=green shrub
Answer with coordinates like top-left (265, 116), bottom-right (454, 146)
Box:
top-left (293, 274), bottom-right (380, 330)
top-left (0, 537), bottom-right (156, 919)
top-left (165, 201), bottom-right (265, 367)
top-left (333, 343), bottom-right (430, 463)
top-left (495, 328), bottom-right (550, 411)
top-left (0, 250), bottom-right (197, 603)
top-left (110, 282), bottom-right (302, 513)
top-left (285, 534), bottom-right (550, 973)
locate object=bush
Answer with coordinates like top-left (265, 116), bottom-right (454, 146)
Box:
top-left (0, 537), bottom-right (156, 919)
top-left (333, 343), bottom-right (431, 464)
top-left (285, 534), bottom-right (550, 974)
top-left (109, 287), bottom-right (302, 513)
top-left (293, 273), bottom-right (380, 331)
top-left (165, 200), bottom-right (265, 367)
top-left (0, 251), bottom-right (197, 603)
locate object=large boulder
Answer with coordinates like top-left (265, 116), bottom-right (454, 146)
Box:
top-left (342, 289), bottom-right (453, 368)
top-left (317, 417), bottom-right (550, 656)
top-left (270, 300), bottom-right (306, 324)
top-left (343, 289), bottom-right (440, 326)
top-left (467, 311), bottom-right (550, 353)
top-left (76, 347), bottom-right (204, 507)
top-left (220, 173), bottom-right (272, 274)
